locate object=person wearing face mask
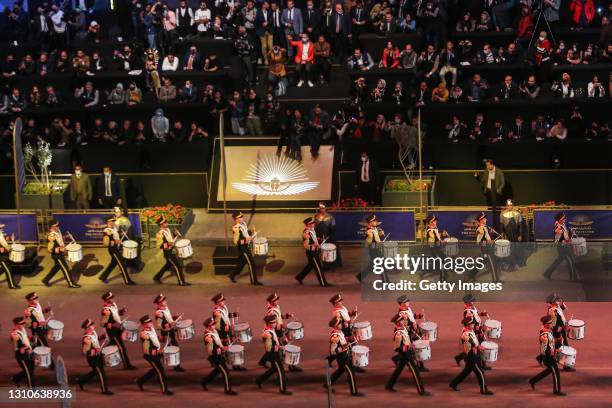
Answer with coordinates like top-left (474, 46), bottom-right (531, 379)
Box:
top-left (96, 166), bottom-right (122, 209)
top-left (234, 25), bottom-right (255, 86)
top-left (70, 164), bottom-right (92, 209)
top-left (288, 33), bottom-right (315, 87)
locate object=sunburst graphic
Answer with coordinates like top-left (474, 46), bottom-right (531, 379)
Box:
top-left (232, 154), bottom-right (319, 196)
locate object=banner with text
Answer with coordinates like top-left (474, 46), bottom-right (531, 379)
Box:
top-left (51, 213), bottom-right (141, 243)
top-left (534, 209), bottom-right (612, 241)
top-left (427, 210), bottom-right (492, 242)
top-left (0, 214), bottom-right (38, 242)
top-left (331, 211), bottom-right (416, 242)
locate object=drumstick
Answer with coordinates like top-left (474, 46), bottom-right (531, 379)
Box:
top-left (382, 233), bottom-right (390, 242)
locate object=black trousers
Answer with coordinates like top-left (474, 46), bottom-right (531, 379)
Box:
top-left (139, 355), bottom-right (168, 393)
top-left (544, 245), bottom-right (577, 280)
top-left (386, 351), bottom-right (425, 393)
top-left (99, 248), bottom-right (132, 284)
top-left (230, 245), bottom-right (259, 284)
top-left (13, 352), bottom-right (35, 388)
top-left (31, 326), bottom-right (49, 348)
top-left (202, 355), bottom-right (232, 392)
top-left (154, 250), bottom-right (186, 285)
top-left (256, 351), bottom-right (287, 392)
top-left (530, 355), bottom-right (561, 393)
top-left (481, 245), bottom-right (499, 282)
top-left (330, 353), bottom-right (358, 394)
top-left (314, 58), bottom-right (331, 82)
top-left (106, 327), bottom-right (132, 369)
top-left (449, 354), bottom-right (487, 393)
top-left (80, 355), bottom-right (109, 393)
top-left (295, 250), bottom-right (328, 286)
top-left (43, 253), bottom-right (77, 287)
top-left (0, 258), bottom-right (17, 288)
top-left (553, 325), bottom-right (569, 348)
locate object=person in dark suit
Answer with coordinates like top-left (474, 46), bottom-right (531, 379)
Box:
top-left (474, 159), bottom-right (505, 229)
top-left (350, 1), bottom-right (367, 45)
top-left (303, 0), bottom-right (321, 41)
top-left (378, 12), bottom-right (397, 35)
top-left (354, 152), bottom-right (379, 204)
top-left (282, 0), bottom-right (303, 58)
top-left (96, 166), bottom-right (122, 209)
top-left (330, 3), bottom-right (351, 61)
top-left (183, 46), bottom-right (202, 70)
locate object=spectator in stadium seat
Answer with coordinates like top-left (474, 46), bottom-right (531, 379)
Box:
top-left (390, 81), bottom-right (408, 105)
top-left (371, 79), bottom-right (387, 102)
top-left (29, 86), bottom-right (43, 108)
top-left (490, 119), bottom-right (505, 142)
top-left (516, 6), bottom-right (534, 49)
top-left (379, 41), bottom-right (401, 68)
top-left (466, 73), bottom-right (489, 102)
top-left (37, 52), bottom-right (53, 75)
top-left (313, 35), bottom-right (331, 84)
top-left (582, 43), bottom-right (596, 63)
top-left (194, 1), bottom-right (211, 37)
top-left (329, 3), bottom-right (351, 61)
top-left (551, 72), bottom-right (576, 98)
top-left (18, 54), bottom-right (35, 76)
top-left (126, 82), bottom-right (143, 106)
top-left (45, 86), bottom-right (61, 106)
top-left (569, 0), bottom-right (595, 29)
top-left (90, 52), bottom-right (105, 73)
top-left (162, 53), bottom-right (179, 71)
top-left (418, 0), bottom-right (441, 47)
top-left (176, 0), bottom-right (194, 38)
top-left (134, 120), bottom-right (150, 144)
top-left (445, 115), bottom-right (467, 142)
top-left (143, 4), bottom-right (158, 49)
top-left (75, 82), bottom-right (99, 108)
top-left (548, 119), bottom-right (568, 140)
top-left (6, 87), bottom-right (25, 114)
top-left (505, 43), bottom-right (522, 64)
top-left (476, 43), bottom-right (499, 64)
top-left (507, 115), bottom-right (528, 141)
top-left (288, 33), bottom-right (315, 87)
top-left (449, 85), bottom-right (465, 103)
top-left (350, 0), bottom-right (368, 40)
top-left (203, 54), bottom-right (219, 71)
top-left (350, 77), bottom-right (369, 106)
top-left (289, 108), bottom-right (306, 160)
top-left (211, 16), bottom-right (227, 39)
top-left (399, 43), bottom-right (417, 73)
top-left (235, 25), bottom-right (255, 86)
top-left (87, 20), bottom-right (102, 43)
top-left (256, 1), bottom-right (274, 64)
top-left (531, 115), bottom-right (549, 141)
top-left (267, 46), bottom-right (288, 94)
top-left (347, 48), bottom-right (375, 71)
top-left (303, 0), bottom-right (322, 40)
top-left (72, 122), bottom-right (88, 146)
top-left (307, 104), bottom-right (330, 157)
top-left (439, 41), bottom-right (458, 85)
top-left (55, 51), bottom-right (72, 73)
top-left (469, 113), bottom-right (487, 140)
top-left (178, 80), bottom-right (198, 103)
top-left (542, 0), bottom-right (561, 31)
top-left (113, 45), bottom-right (138, 71)
top-left (566, 43), bottom-right (583, 64)
top-left (416, 44), bottom-right (439, 83)
top-left (151, 109), bottom-right (170, 142)
top-left (1, 55), bottom-right (17, 78)
top-left (519, 75), bottom-right (541, 100)
top-left (158, 77), bottom-right (177, 103)
top-left (457, 12), bottom-right (476, 32)
top-left (188, 122), bottom-right (209, 142)
top-left (118, 120), bottom-right (133, 145)
top-left (107, 83), bottom-right (127, 105)
top-left (495, 75), bottom-right (518, 101)
top-left (229, 90), bottom-right (246, 135)
top-left (587, 75), bottom-right (606, 97)
top-left (567, 106), bottom-right (586, 137)
top-left (458, 40), bottom-right (474, 64)
top-left (399, 13), bottom-right (416, 32)
top-left (168, 120), bottom-right (187, 143)
top-left (379, 12), bottom-right (397, 35)
top-left (413, 81), bottom-right (431, 108)
top-left (72, 50), bottom-right (90, 75)
top-left (431, 82), bottom-right (450, 102)
top-left (476, 11), bottom-right (494, 31)
top-left (183, 46), bottom-right (202, 70)
top-left (282, 0), bottom-right (304, 59)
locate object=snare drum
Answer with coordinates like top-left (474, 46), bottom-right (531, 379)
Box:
top-left (175, 239), bottom-right (193, 259)
top-left (234, 323), bottom-right (252, 343)
top-left (122, 240), bottom-right (138, 259)
top-left (284, 344), bottom-right (301, 366)
top-left (352, 321), bottom-right (372, 341)
top-left (286, 321), bottom-right (304, 340)
top-left (442, 237), bottom-right (459, 257)
top-left (227, 345), bottom-right (245, 366)
top-left (351, 345), bottom-right (370, 368)
top-left (567, 319), bottom-right (585, 340)
top-left (413, 340), bottom-right (431, 362)
top-left (571, 237), bottom-right (587, 257)
top-left (494, 239), bottom-right (511, 258)
top-left (381, 241), bottom-right (399, 258)
top-left (66, 243), bottom-right (83, 263)
top-left (252, 237), bottom-right (269, 256)
top-left (320, 243), bottom-right (337, 263)
top-left (484, 319), bottom-right (502, 339)
top-left (34, 346), bottom-right (52, 368)
top-left (481, 341), bottom-right (499, 362)
top-left (9, 244), bottom-right (25, 263)
top-left (176, 319), bottom-right (195, 341)
top-left (121, 320), bottom-right (140, 343)
top-left (46, 320), bottom-right (64, 342)
top-left (102, 346), bottom-right (122, 368)
top-left (556, 346), bottom-right (576, 367)
top-left (419, 321), bottom-right (438, 343)
top-left (163, 346), bottom-right (181, 367)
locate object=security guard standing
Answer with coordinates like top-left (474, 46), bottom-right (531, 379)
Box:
top-left (529, 315), bottom-right (565, 396)
top-left (0, 224), bottom-right (19, 289)
top-left (154, 294), bottom-right (185, 372)
top-left (99, 217), bottom-right (136, 285)
top-left (327, 316), bottom-right (363, 397)
top-left (385, 313), bottom-right (430, 396)
top-left (295, 217), bottom-right (330, 286)
top-left (543, 212), bottom-right (577, 281)
top-left (357, 214), bottom-right (387, 282)
top-left (211, 293), bottom-right (244, 370)
top-left (153, 217), bottom-right (189, 286)
top-left (449, 316), bottom-right (493, 395)
top-left (100, 291), bottom-right (136, 370)
top-left (201, 317), bottom-right (238, 395)
top-left (397, 295), bottom-right (428, 372)
top-left (77, 319), bottom-right (112, 395)
top-left (454, 294), bottom-right (490, 369)
top-left (255, 315), bottom-right (292, 395)
top-left (315, 202), bottom-right (342, 267)
top-left (11, 317), bottom-right (35, 388)
top-left (24, 292), bottom-right (52, 349)
top-left (229, 211), bottom-right (262, 285)
top-left (475, 213), bottom-right (499, 283)
top-left (136, 314), bottom-right (173, 395)
top-left (42, 220), bottom-right (80, 288)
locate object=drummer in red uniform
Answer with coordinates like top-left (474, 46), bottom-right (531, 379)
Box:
top-left (543, 212), bottom-right (577, 281)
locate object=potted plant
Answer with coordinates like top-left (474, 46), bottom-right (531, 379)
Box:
top-left (381, 176), bottom-right (436, 207)
top-left (140, 204), bottom-right (194, 236)
top-left (19, 142), bottom-right (69, 210)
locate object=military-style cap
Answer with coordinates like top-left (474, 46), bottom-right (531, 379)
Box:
top-left (303, 217), bottom-right (316, 225)
top-left (264, 315), bottom-right (277, 324)
top-left (462, 293), bottom-right (476, 303)
top-left (318, 202), bottom-right (326, 209)
top-left (425, 215), bottom-right (437, 224)
top-left (540, 315), bottom-right (553, 325)
top-left (506, 199), bottom-right (514, 206)
top-left (25, 292), bottom-right (38, 301)
top-left (329, 294), bottom-right (343, 304)
top-left (546, 292), bottom-right (560, 303)
top-left (211, 293), bottom-right (225, 303)
top-left (232, 211), bottom-right (244, 219)
top-left (476, 213), bottom-right (487, 222)
top-left (391, 313), bottom-right (405, 324)
top-left (49, 220), bottom-right (60, 227)
top-left (267, 292), bottom-right (280, 303)
top-left (102, 291), bottom-right (114, 301)
top-left (153, 294), bottom-right (166, 304)
top-left (203, 317), bottom-right (215, 327)
top-left (329, 316), bottom-right (341, 328)
top-left (397, 295), bottom-right (410, 304)
top-left (365, 214), bottom-right (378, 223)
top-left (156, 217), bottom-right (167, 226)
top-left (81, 319), bottom-right (95, 329)
top-left (555, 212), bottom-right (566, 222)
top-left (140, 315), bottom-right (152, 324)
top-left (462, 316), bottom-right (475, 326)
top-left (13, 317), bottom-right (26, 325)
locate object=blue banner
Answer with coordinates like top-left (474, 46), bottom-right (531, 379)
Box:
top-left (0, 214), bottom-right (38, 242)
top-left (51, 213), bottom-right (141, 243)
top-left (534, 210), bottom-right (612, 241)
top-left (427, 210), bottom-right (493, 242)
top-left (331, 211), bottom-right (416, 242)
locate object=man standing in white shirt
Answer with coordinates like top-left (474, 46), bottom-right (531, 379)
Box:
top-left (195, 1), bottom-right (211, 36)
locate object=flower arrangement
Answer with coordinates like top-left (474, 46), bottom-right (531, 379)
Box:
top-left (385, 178), bottom-right (431, 192)
top-left (141, 204), bottom-right (189, 224)
top-left (23, 142), bottom-right (59, 194)
top-left (330, 198), bottom-right (372, 210)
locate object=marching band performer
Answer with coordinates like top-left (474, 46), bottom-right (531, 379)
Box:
top-left (229, 211), bottom-right (261, 285)
top-left (425, 215), bottom-right (448, 281)
top-left (100, 291), bottom-right (136, 370)
top-left (10, 317), bottom-right (35, 388)
top-left (396, 295), bottom-right (428, 372)
top-left (201, 317), bottom-right (238, 395)
top-left (211, 293), bottom-right (244, 371)
top-left (42, 220), bottom-right (80, 288)
top-left (255, 315), bottom-right (292, 395)
top-left (449, 316), bottom-right (493, 395)
top-left (314, 202), bottom-right (342, 267)
top-left (24, 292), bottom-right (53, 350)
top-left (137, 314), bottom-right (173, 395)
top-left (295, 217), bottom-right (330, 287)
top-left (327, 316), bottom-right (363, 396)
top-left (475, 213), bottom-right (499, 283)
top-left (542, 293), bottom-right (574, 371)
top-left (154, 294), bottom-right (185, 372)
top-left (529, 315), bottom-right (565, 396)
top-left (543, 212), bottom-right (577, 281)
top-left (385, 313), bottom-right (429, 396)
top-left (0, 224), bottom-right (19, 289)
top-left (330, 294), bottom-right (357, 339)
top-left (454, 294), bottom-right (490, 369)
top-left (99, 217), bottom-right (136, 285)
top-left (153, 217), bottom-right (189, 286)
top-left (357, 214), bottom-right (388, 283)
top-left (258, 293), bottom-right (301, 372)
top-left (499, 199), bottom-right (527, 269)
top-left (114, 207), bottom-right (145, 271)
top-left (77, 319), bottom-right (112, 395)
